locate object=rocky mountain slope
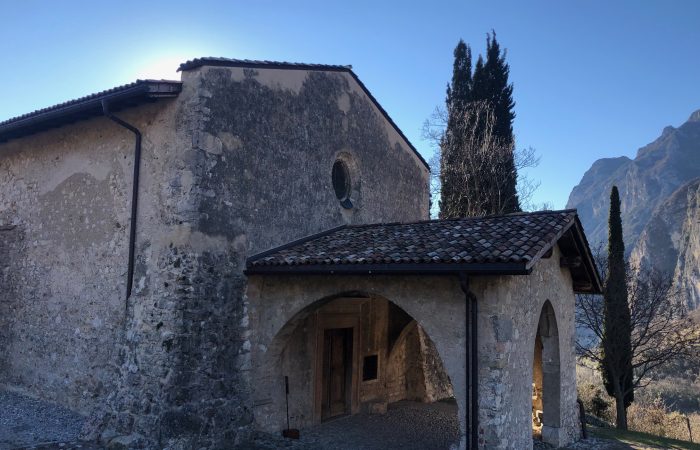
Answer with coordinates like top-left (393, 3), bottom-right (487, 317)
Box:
top-left (567, 110), bottom-right (700, 309)
top-left (672, 181), bottom-right (700, 310)
top-left (629, 179), bottom-right (700, 310)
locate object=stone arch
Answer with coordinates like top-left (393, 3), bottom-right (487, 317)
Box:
top-left (532, 299), bottom-right (562, 446)
top-left (249, 287), bottom-right (460, 437)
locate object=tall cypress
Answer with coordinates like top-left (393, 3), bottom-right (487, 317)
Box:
top-left (483, 32), bottom-right (516, 145)
top-left (471, 55), bottom-right (487, 105)
top-left (601, 185), bottom-right (634, 429)
top-left (439, 33), bottom-right (520, 218)
top-left (482, 32), bottom-right (519, 212)
top-left (439, 40), bottom-right (472, 218)
top-left (468, 33), bottom-right (519, 214)
top-left (447, 40), bottom-right (472, 117)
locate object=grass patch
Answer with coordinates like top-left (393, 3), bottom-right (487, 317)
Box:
top-left (589, 426), bottom-right (700, 449)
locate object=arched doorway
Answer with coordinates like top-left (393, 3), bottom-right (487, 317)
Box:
top-left (252, 292), bottom-right (458, 446)
top-left (532, 300), bottom-right (562, 446)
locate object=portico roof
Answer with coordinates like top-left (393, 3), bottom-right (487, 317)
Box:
top-left (246, 210), bottom-right (602, 294)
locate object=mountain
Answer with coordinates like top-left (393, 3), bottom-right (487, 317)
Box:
top-left (567, 110), bottom-right (700, 309)
top-left (629, 179), bottom-right (700, 310)
top-left (672, 180), bottom-right (700, 310)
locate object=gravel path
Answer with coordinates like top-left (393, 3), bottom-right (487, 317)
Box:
top-left (244, 400), bottom-right (460, 449)
top-left (297, 400), bottom-right (461, 450)
top-left (1, 393), bottom-right (461, 450)
top-left (0, 390), bottom-right (88, 450)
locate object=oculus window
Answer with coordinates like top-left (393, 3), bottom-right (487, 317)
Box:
top-left (332, 160), bottom-right (353, 209)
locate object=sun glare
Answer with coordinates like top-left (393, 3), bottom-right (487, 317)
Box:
top-left (134, 55), bottom-right (186, 81)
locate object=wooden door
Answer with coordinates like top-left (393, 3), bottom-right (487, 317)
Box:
top-left (321, 327), bottom-right (353, 420)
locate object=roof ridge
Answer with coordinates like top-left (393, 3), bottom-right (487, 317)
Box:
top-left (344, 209), bottom-right (578, 229)
top-left (178, 57), bottom-right (352, 72)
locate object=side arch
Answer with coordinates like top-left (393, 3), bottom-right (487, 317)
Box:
top-left (532, 299), bottom-right (562, 446)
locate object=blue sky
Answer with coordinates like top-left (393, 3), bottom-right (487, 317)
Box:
top-left (1, 1), bottom-right (698, 209)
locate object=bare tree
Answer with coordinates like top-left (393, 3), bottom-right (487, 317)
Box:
top-left (422, 102), bottom-right (541, 218)
top-left (576, 252), bottom-right (700, 425)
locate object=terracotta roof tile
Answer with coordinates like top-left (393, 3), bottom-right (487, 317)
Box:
top-left (248, 210), bottom-right (578, 272)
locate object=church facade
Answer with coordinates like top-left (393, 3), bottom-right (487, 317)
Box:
top-left (0, 58), bottom-right (600, 449)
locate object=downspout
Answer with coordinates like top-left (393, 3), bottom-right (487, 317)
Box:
top-left (101, 100), bottom-right (141, 304)
top-left (459, 273), bottom-right (479, 450)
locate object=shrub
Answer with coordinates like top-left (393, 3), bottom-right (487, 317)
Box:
top-left (627, 396), bottom-right (700, 442)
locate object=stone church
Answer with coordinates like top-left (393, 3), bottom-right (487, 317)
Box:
top-left (0, 58), bottom-right (600, 449)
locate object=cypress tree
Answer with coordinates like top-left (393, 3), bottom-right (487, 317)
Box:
top-left (601, 185), bottom-right (634, 429)
top-left (471, 55), bottom-right (487, 104)
top-left (439, 33), bottom-right (520, 218)
top-left (482, 32), bottom-right (519, 213)
top-left (439, 40), bottom-right (472, 218)
top-left (447, 40), bottom-right (472, 116)
top-left (469, 54), bottom-right (488, 143)
top-left (483, 32), bottom-right (516, 145)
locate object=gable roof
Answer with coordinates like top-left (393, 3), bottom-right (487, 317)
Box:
top-left (0, 80), bottom-right (182, 144)
top-left (246, 209), bottom-right (602, 294)
top-left (178, 57), bottom-right (429, 170)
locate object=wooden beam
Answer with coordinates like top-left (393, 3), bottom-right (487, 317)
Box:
top-left (574, 283), bottom-right (594, 293)
top-left (560, 256), bottom-right (582, 269)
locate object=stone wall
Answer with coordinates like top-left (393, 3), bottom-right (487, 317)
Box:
top-left (386, 322), bottom-right (425, 403)
top-left (184, 65), bottom-right (430, 254)
top-left (104, 65), bottom-right (431, 448)
top-left (386, 322), bottom-right (454, 404)
top-left (417, 325), bottom-right (455, 403)
top-left (471, 245), bottom-right (580, 449)
top-left (0, 62), bottom-right (430, 449)
top-left (278, 308), bottom-right (317, 428)
top-left (0, 99), bottom-right (182, 415)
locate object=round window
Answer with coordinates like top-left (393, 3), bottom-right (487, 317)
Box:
top-left (332, 160), bottom-right (353, 208)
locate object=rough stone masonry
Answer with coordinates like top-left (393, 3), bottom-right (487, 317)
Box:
top-left (0, 61), bottom-right (428, 448)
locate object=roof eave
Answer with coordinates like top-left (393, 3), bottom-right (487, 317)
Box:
top-left (570, 217), bottom-right (604, 294)
top-left (521, 212), bottom-right (602, 295)
top-left (244, 262), bottom-right (531, 276)
top-left (0, 80), bottom-right (182, 144)
top-left (523, 215), bottom-right (578, 272)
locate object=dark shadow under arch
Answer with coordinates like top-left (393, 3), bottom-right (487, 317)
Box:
top-left (258, 291), bottom-right (457, 431)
